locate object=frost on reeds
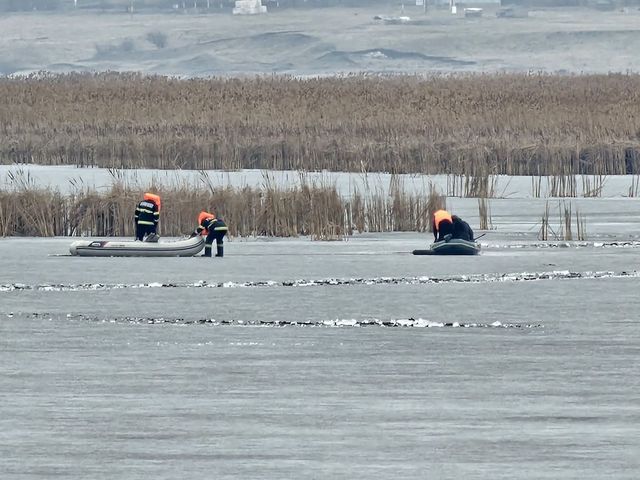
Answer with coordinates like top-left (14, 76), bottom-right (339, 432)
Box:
top-left (2, 72), bottom-right (640, 175)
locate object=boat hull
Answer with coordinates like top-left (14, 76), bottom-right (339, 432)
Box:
top-left (413, 238), bottom-right (480, 256)
top-left (69, 236), bottom-right (205, 257)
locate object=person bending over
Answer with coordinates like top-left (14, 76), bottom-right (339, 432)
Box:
top-left (191, 211), bottom-right (228, 257)
top-left (432, 209), bottom-right (454, 242)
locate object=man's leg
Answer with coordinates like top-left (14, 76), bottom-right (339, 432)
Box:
top-left (202, 231), bottom-right (215, 257)
top-left (215, 231), bottom-right (226, 257)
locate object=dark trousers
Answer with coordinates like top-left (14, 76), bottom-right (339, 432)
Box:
top-left (136, 223), bottom-right (156, 241)
top-left (204, 230), bottom-right (227, 257)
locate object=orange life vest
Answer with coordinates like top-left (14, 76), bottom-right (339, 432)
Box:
top-left (198, 211), bottom-right (215, 235)
top-left (433, 209), bottom-right (452, 230)
top-left (143, 192), bottom-right (161, 212)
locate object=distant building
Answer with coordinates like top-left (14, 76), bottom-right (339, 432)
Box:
top-left (232, 0), bottom-right (267, 14)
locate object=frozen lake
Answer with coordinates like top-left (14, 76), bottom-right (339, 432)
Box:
top-left (1, 233), bottom-right (639, 479)
top-left (2, 164), bottom-right (639, 199)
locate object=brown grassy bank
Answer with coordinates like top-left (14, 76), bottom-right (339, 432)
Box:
top-left (2, 73), bottom-right (640, 175)
top-left (0, 180), bottom-right (433, 238)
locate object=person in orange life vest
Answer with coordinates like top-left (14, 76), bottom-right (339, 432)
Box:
top-left (432, 209), bottom-right (454, 242)
top-left (134, 193), bottom-right (160, 241)
top-left (191, 211), bottom-right (228, 257)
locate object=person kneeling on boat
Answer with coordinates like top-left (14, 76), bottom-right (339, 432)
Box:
top-left (134, 193), bottom-right (161, 241)
top-left (190, 211), bottom-right (228, 257)
top-left (451, 215), bottom-right (474, 242)
top-left (432, 209), bottom-right (454, 241)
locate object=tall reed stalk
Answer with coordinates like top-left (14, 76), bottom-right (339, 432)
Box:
top-left (561, 201), bottom-right (573, 241)
top-left (478, 198), bottom-right (492, 231)
top-left (575, 208), bottom-right (587, 241)
top-left (628, 175), bottom-right (640, 197)
top-left (539, 201), bottom-right (551, 241)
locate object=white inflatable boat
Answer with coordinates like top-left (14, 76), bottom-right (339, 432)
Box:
top-left (69, 236), bottom-right (205, 257)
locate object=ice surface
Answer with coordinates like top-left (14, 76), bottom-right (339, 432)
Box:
top-left (2, 220), bottom-right (640, 480)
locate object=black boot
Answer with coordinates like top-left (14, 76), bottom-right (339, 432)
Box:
top-left (215, 245), bottom-right (223, 257)
top-left (203, 246), bottom-right (212, 257)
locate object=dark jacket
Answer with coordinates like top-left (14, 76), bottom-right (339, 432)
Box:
top-left (452, 216), bottom-right (474, 241)
top-left (196, 217), bottom-right (228, 237)
top-left (134, 200), bottom-right (159, 226)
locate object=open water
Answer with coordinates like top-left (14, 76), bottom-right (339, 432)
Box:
top-left (1, 232), bottom-right (639, 479)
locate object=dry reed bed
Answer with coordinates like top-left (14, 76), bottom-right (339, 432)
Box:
top-left (2, 73), bottom-right (640, 175)
top-left (0, 181), bottom-right (433, 238)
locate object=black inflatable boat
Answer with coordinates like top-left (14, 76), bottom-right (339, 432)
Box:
top-left (413, 238), bottom-right (481, 256)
